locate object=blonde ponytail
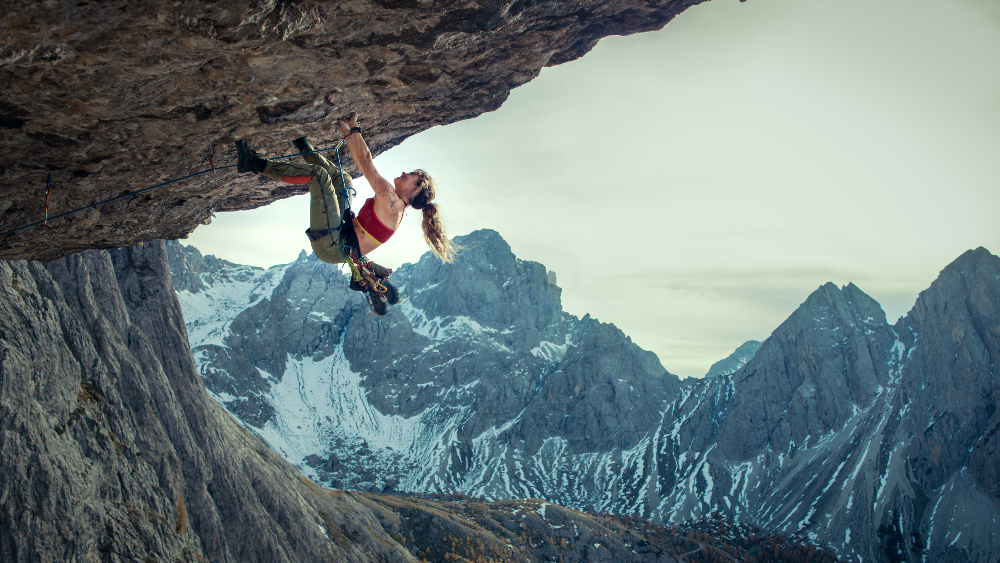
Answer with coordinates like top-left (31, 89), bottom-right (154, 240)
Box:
top-left (410, 170), bottom-right (460, 262)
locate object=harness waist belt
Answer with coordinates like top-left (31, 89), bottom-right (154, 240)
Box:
top-left (305, 226), bottom-right (340, 242)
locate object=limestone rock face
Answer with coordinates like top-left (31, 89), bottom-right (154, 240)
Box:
top-left (0, 241), bottom-right (419, 562)
top-left (670, 249), bottom-right (1000, 563)
top-left (883, 248), bottom-right (1000, 563)
top-left (0, 0), bottom-right (702, 261)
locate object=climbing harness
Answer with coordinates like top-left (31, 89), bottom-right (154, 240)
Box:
top-left (0, 141), bottom-right (348, 239)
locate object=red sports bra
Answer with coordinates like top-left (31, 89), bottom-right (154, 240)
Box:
top-left (354, 198), bottom-right (399, 247)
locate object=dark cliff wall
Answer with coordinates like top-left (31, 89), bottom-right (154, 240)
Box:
top-left (0, 242), bottom-right (415, 562)
top-left (0, 0), bottom-right (703, 261)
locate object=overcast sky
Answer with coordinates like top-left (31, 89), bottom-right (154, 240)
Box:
top-left (186, 0), bottom-right (1000, 378)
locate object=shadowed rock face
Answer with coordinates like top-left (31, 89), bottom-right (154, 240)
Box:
top-left (0, 242), bottom-right (418, 562)
top-left (0, 0), bottom-right (703, 260)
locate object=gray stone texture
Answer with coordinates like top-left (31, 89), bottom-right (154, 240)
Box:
top-left (715, 282), bottom-right (897, 461)
top-left (0, 242), bottom-right (418, 562)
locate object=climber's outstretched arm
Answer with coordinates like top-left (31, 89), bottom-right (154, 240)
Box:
top-left (337, 112), bottom-right (404, 210)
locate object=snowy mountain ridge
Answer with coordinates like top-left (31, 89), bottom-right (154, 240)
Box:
top-left (705, 340), bottom-right (761, 378)
top-left (168, 233), bottom-right (1000, 563)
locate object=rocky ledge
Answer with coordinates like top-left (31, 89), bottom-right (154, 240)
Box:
top-left (0, 0), bottom-right (702, 261)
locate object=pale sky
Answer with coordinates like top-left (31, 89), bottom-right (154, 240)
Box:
top-left (186, 0), bottom-right (1000, 378)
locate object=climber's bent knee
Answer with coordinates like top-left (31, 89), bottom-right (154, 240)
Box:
top-left (311, 239), bottom-right (346, 265)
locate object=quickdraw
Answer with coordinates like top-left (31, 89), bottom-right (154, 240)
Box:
top-left (343, 244), bottom-right (388, 295)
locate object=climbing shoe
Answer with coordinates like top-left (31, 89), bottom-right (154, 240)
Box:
top-left (235, 139), bottom-right (266, 173)
top-left (353, 278), bottom-right (397, 306)
top-left (365, 285), bottom-right (389, 316)
top-left (364, 261), bottom-right (398, 305)
top-left (292, 136), bottom-right (314, 152)
top-left (380, 279), bottom-right (399, 306)
top-left (365, 261), bottom-right (392, 280)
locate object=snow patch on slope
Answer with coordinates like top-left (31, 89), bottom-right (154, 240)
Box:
top-left (178, 262), bottom-right (290, 348)
top-left (531, 334), bottom-right (573, 362)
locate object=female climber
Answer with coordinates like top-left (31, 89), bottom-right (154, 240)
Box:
top-left (233, 111), bottom-right (458, 315)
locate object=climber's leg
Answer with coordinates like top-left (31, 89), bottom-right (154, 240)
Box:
top-left (292, 137), bottom-right (354, 215)
top-left (262, 161), bottom-right (345, 265)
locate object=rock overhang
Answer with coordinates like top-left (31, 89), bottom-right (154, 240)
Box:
top-left (0, 0), bottom-right (705, 261)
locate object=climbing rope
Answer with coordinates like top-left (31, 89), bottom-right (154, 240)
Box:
top-left (331, 138), bottom-right (357, 217)
top-left (328, 142), bottom-right (388, 297)
top-left (0, 140), bottom-right (350, 239)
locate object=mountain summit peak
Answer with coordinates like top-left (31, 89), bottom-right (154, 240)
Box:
top-left (934, 245), bottom-right (999, 282)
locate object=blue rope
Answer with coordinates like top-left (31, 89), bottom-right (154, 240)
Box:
top-left (332, 141), bottom-right (361, 262)
top-left (333, 140), bottom-right (356, 214)
top-left (1, 142), bottom-right (350, 239)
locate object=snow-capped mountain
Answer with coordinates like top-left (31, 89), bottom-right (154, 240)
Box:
top-left (169, 230), bottom-right (680, 493)
top-left (168, 233), bottom-right (1000, 563)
